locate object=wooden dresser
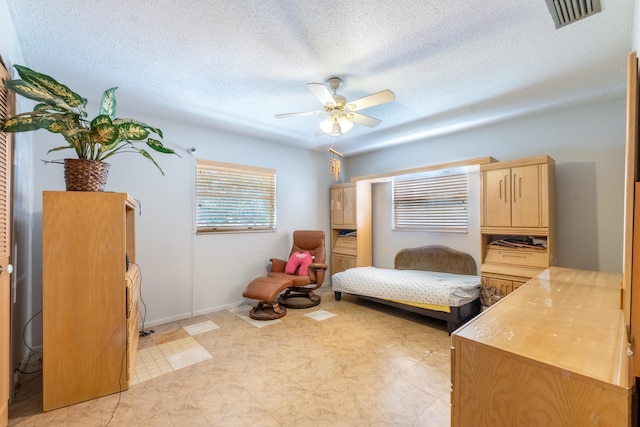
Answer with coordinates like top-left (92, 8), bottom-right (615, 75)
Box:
top-left (451, 267), bottom-right (632, 426)
top-left (42, 191), bottom-right (140, 411)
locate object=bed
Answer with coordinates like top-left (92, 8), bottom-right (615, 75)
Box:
top-left (332, 245), bottom-right (481, 333)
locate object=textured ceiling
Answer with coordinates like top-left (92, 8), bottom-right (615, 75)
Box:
top-left (3, 0), bottom-right (635, 156)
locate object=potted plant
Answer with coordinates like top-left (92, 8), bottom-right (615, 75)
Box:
top-left (0, 64), bottom-right (178, 191)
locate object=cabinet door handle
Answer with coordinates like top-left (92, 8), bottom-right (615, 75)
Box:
top-left (450, 345), bottom-right (456, 394)
top-left (518, 177), bottom-right (522, 199)
top-left (0, 264), bottom-right (13, 274)
top-left (503, 175), bottom-right (509, 203)
top-left (512, 173), bottom-right (521, 203)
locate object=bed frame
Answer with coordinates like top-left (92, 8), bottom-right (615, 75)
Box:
top-left (333, 245), bottom-right (481, 333)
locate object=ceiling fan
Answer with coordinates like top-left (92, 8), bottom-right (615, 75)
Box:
top-left (275, 77), bottom-right (395, 136)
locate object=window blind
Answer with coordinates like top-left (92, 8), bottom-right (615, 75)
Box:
top-left (196, 159), bottom-right (276, 233)
top-left (393, 169), bottom-right (468, 232)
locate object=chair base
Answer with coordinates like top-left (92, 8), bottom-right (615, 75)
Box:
top-left (278, 290), bottom-right (321, 309)
top-left (249, 301), bottom-right (287, 320)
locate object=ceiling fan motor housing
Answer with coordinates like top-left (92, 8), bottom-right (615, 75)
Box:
top-left (327, 94), bottom-right (347, 111)
top-left (327, 76), bottom-right (342, 93)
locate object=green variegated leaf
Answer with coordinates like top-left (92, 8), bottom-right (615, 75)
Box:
top-left (99, 87), bottom-right (117, 119)
top-left (14, 65), bottom-right (84, 108)
top-left (90, 123), bottom-right (119, 146)
top-left (91, 114), bottom-right (112, 128)
top-left (145, 124), bottom-right (163, 138)
top-left (46, 121), bottom-right (68, 133)
top-left (4, 79), bottom-right (60, 106)
top-left (34, 103), bottom-right (67, 113)
top-left (139, 149), bottom-right (165, 175)
top-left (114, 118), bottom-right (163, 137)
top-left (118, 122), bottom-right (148, 140)
top-left (47, 145), bottom-right (75, 154)
top-left (146, 138), bottom-right (177, 154)
top-left (1, 115), bottom-right (56, 132)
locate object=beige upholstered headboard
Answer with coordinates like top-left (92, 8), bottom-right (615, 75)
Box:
top-left (394, 245), bottom-right (477, 275)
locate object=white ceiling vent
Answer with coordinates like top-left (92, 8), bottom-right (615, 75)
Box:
top-left (545, 0), bottom-right (601, 28)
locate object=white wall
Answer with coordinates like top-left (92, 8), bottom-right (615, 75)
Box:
top-left (28, 111), bottom-right (333, 327)
top-left (634, 0), bottom-right (640, 51)
top-left (346, 97), bottom-right (626, 274)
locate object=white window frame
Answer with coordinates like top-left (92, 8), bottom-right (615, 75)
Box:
top-left (196, 159), bottom-right (276, 233)
top-left (392, 167), bottom-right (469, 233)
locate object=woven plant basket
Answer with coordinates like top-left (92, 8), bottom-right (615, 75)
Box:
top-left (63, 159), bottom-right (110, 192)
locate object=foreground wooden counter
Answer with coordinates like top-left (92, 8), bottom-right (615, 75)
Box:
top-left (451, 267), bottom-right (632, 426)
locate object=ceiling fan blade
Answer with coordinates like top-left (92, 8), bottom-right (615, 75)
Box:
top-left (346, 112), bottom-right (382, 128)
top-left (275, 110), bottom-right (325, 119)
top-left (345, 89), bottom-right (395, 111)
top-left (307, 82), bottom-right (336, 106)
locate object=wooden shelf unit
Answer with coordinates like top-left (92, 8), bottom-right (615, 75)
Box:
top-left (330, 182), bottom-right (372, 275)
top-left (42, 191), bottom-right (140, 411)
top-left (479, 155), bottom-right (556, 300)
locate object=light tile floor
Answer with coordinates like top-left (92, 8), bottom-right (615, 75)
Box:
top-left (8, 287), bottom-right (453, 426)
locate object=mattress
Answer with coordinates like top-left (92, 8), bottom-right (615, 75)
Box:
top-left (332, 266), bottom-right (481, 308)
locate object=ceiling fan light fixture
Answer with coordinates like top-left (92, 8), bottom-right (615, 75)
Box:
top-left (330, 122), bottom-right (341, 136)
top-left (319, 117), bottom-right (334, 134)
top-left (338, 116), bottom-right (354, 133)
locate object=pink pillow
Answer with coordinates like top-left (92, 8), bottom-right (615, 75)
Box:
top-left (284, 251), bottom-right (313, 275)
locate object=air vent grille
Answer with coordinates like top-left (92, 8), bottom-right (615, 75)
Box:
top-left (545, 0), bottom-right (601, 28)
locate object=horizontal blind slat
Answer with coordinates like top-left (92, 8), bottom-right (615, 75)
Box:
top-left (393, 171), bottom-right (468, 232)
top-left (196, 159), bottom-right (276, 232)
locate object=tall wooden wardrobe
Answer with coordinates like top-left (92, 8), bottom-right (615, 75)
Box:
top-left (42, 191), bottom-right (140, 411)
top-left (479, 155), bottom-right (556, 301)
top-left (330, 181), bottom-right (372, 275)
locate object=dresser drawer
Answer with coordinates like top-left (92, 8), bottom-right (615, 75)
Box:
top-left (333, 236), bottom-right (357, 256)
top-left (484, 247), bottom-right (548, 268)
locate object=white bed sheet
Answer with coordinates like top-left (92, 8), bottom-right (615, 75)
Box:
top-left (332, 266), bottom-right (481, 307)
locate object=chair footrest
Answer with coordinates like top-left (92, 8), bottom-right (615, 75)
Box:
top-left (243, 276), bottom-right (293, 302)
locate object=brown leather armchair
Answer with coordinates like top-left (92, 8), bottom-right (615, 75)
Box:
top-left (268, 230), bottom-right (328, 308)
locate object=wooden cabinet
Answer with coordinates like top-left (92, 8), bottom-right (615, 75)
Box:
top-left (330, 182), bottom-right (372, 275)
top-left (452, 267), bottom-right (632, 426)
top-left (480, 156), bottom-right (555, 304)
top-left (330, 184), bottom-right (357, 225)
top-left (482, 164), bottom-right (545, 228)
top-left (331, 255), bottom-right (357, 274)
top-left (480, 276), bottom-right (524, 298)
top-left (42, 191), bottom-right (140, 411)
top-left (481, 156), bottom-right (553, 231)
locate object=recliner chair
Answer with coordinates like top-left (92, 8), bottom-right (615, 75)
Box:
top-left (243, 230), bottom-right (328, 320)
top-left (268, 230), bottom-right (328, 309)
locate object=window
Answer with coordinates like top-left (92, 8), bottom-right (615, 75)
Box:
top-left (196, 159), bottom-right (276, 233)
top-left (392, 167), bottom-right (469, 232)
